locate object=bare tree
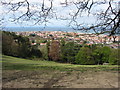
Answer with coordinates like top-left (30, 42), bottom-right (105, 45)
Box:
top-left (1, 0), bottom-right (54, 25)
top-left (48, 40), bottom-right (61, 61)
top-left (1, 0), bottom-right (120, 35)
top-left (68, 0), bottom-right (120, 35)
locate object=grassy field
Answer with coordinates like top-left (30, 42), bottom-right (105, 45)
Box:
top-left (2, 55), bottom-right (119, 88)
top-left (2, 55), bottom-right (119, 71)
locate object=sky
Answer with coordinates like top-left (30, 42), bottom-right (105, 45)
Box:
top-left (0, 0), bottom-right (119, 28)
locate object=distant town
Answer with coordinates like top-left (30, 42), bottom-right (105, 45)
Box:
top-left (15, 31), bottom-right (120, 49)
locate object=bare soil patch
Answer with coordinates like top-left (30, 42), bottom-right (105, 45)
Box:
top-left (2, 70), bottom-right (119, 88)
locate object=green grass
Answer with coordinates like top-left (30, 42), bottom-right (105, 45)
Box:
top-left (2, 55), bottom-right (119, 71)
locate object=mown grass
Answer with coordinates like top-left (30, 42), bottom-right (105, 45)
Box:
top-left (2, 55), bottom-right (119, 71)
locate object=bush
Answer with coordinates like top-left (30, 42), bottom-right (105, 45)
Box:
top-left (109, 49), bottom-right (120, 65)
top-left (39, 45), bottom-right (48, 60)
top-left (30, 45), bottom-right (42, 58)
top-left (92, 46), bottom-right (111, 64)
top-left (60, 42), bottom-right (81, 63)
top-left (92, 46), bottom-right (103, 65)
top-left (101, 46), bottom-right (111, 63)
top-left (75, 47), bottom-right (96, 65)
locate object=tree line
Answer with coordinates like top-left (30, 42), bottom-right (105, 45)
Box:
top-left (2, 31), bottom-right (42, 58)
top-left (48, 39), bottom-right (119, 65)
top-left (2, 31), bottom-right (119, 65)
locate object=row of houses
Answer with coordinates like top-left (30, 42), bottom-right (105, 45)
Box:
top-left (15, 31), bottom-right (120, 48)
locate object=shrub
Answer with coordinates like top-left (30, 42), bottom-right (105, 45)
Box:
top-left (92, 46), bottom-right (111, 64)
top-left (109, 49), bottom-right (120, 65)
top-left (60, 42), bottom-right (81, 63)
top-left (75, 47), bottom-right (96, 65)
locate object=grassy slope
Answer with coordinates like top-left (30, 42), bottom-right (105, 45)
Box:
top-left (2, 55), bottom-right (119, 71)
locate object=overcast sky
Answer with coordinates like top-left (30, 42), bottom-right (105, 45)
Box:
top-left (0, 0), bottom-right (119, 27)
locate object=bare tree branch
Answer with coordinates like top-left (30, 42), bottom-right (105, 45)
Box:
top-left (1, 0), bottom-right (120, 35)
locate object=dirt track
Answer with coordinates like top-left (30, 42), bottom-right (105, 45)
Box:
top-left (2, 70), bottom-right (119, 88)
